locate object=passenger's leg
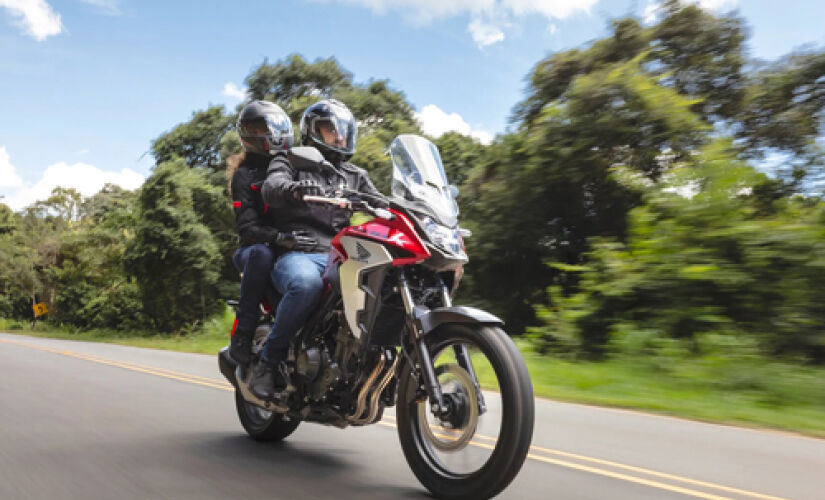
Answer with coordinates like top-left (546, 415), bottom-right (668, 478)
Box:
top-left (230, 244), bottom-right (275, 365)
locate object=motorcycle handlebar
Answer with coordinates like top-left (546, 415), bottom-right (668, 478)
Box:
top-left (302, 195), bottom-right (395, 220)
top-left (302, 195), bottom-right (350, 208)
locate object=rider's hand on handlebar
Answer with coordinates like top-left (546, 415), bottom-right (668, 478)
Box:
top-left (337, 189), bottom-right (390, 209)
top-left (273, 230), bottom-right (317, 252)
top-left (289, 180), bottom-right (325, 203)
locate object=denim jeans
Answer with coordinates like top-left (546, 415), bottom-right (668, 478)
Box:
top-left (261, 251), bottom-right (328, 364)
top-left (232, 244), bottom-right (276, 334)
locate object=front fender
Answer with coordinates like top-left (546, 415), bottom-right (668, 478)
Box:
top-left (414, 306), bottom-right (503, 336)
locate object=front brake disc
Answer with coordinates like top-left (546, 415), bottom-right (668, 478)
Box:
top-left (417, 363), bottom-right (479, 452)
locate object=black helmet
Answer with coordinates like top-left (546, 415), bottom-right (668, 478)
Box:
top-left (237, 100), bottom-right (294, 156)
top-left (300, 99), bottom-right (357, 162)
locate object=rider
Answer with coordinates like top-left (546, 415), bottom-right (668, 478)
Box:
top-left (249, 98), bottom-right (387, 399)
top-left (228, 100), bottom-right (317, 365)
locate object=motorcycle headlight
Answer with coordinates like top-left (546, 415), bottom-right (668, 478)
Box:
top-left (421, 216), bottom-right (465, 257)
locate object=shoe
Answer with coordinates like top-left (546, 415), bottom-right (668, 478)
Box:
top-left (249, 359), bottom-right (286, 400)
top-left (229, 328), bottom-right (253, 365)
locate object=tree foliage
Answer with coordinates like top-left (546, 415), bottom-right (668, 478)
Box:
top-left (151, 106), bottom-right (234, 171)
top-left (463, 2), bottom-right (825, 332)
top-left (534, 142), bottom-right (825, 362)
top-left (123, 160), bottom-right (224, 332)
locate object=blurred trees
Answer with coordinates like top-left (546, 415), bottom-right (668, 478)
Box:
top-left (533, 141), bottom-right (825, 362)
top-left (463, 1), bottom-right (825, 336)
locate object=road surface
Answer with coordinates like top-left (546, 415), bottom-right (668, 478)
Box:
top-left (1, 332), bottom-right (823, 499)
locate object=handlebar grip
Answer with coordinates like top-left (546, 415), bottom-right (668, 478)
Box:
top-left (302, 195), bottom-right (351, 208)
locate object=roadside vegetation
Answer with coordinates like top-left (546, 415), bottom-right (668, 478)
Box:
top-left (3, 1), bottom-right (825, 437)
top-left (4, 316), bottom-right (825, 437)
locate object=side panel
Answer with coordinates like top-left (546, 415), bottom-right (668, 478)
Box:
top-left (414, 306), bottom-right (504, 335)
top-left (338, 236), bottom-right (394, 339)
top-left (330, 209), bottom-right (431, 267)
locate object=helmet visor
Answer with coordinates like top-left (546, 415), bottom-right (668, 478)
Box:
top-left (308, 107), bottom-right (357, 155)
top-left (238, 113), bottom-right (292, 139)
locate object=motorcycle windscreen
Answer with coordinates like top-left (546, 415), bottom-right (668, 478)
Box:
top-left (390, 134), bottom-right (459, 227)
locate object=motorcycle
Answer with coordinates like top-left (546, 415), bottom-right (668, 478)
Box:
top-left (219, 134), bottom-right (534, 499)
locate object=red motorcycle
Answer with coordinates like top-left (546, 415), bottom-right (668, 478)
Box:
top-left (219, 134), bottom-right (534, 499)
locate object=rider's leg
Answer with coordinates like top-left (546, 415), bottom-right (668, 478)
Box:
top-left (250, 251), bottom-right (326, 398)
top-left (262, 251), bottom-right (327, 364)
top-left (230, 244), bottom-right (275, 365)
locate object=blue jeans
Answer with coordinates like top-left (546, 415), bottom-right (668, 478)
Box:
top-left (232, 244), bottom-right (276, 334)
top-left (261, 251), bottom-right (328, 363)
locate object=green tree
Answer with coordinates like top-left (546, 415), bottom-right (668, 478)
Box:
top-left (462, 3), bottom-right (825, 332)
top-left (50, 185), bottom-right (149, 330)
top-left (124, 159), bottom-right (224, 332)
top-left (534, 141), bottom-right (825, 362)
top-left (151, 106), bottom-right (234, 171)
top-left (464, 54), bottom-right (708, 332)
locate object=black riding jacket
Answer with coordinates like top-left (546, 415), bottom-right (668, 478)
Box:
top-left (261, 151), bottom-right (385, 253)
top-left (230, 153), bottom-right (280, 247)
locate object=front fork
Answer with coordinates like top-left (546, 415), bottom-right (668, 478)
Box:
top-left (398, 274), bottom-right (486, 417)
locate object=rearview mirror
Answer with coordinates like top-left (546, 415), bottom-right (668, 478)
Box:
top-left (288, 146), bottom-right (326, 171)
top-left (448, 184), bottom-right (459, 199)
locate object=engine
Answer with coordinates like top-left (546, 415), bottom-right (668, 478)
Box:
top-left (292, 311), bottom-right (396, 427)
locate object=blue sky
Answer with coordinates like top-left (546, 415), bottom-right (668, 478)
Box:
top-left (1, 0), bottom-right (824, 210)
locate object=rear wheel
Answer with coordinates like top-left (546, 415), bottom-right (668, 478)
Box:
top-left (234, 391), bottom-right (300, 442)
top-left (396, 325), bottom-right (534, 499)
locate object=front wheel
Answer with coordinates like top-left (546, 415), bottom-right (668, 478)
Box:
top-left (234, 391), bottom-right (300, 442)
top-left (396, 325), bottom-right (534, 499)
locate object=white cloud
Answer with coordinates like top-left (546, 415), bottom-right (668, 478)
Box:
top-left (415, 104), bottom-right (493, 145)
top-left (0, 146), bottom-right (24, 189)
top-left (0, 0), bottom-right (62, 41)
top-left (644, 0), bottom-right (738, 23)
top-left (643, 1), bottom-right (660, 24)
top-left (2, 160), bottom-right (145, 211)
top-left (318, 0), bottom-right (597, 48)
top-left (79, 0), bottom-right (123, 16)
top-left (468, 18), bottom-right (505, 48)
top-left (222, 82), bottom-right (248, 101)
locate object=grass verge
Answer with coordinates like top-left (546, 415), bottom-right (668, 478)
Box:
top-left (0, 312), bottom-right (234, 355)
top-left (3, 315), bottom-right (824, 438)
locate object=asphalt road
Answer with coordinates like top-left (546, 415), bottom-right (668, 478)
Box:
top-left (1, 332), bottom-right (823, 500)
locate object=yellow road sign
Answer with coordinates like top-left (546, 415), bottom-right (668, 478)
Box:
top-left (33, 302), bottom-right (49, 318)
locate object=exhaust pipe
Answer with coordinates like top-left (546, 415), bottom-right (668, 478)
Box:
top-left (364, 354), bottom-right (398, 424)
top-left (348, 353), bottom-right (386, 422)
top-left (218, 347), bottom-right (238, 389)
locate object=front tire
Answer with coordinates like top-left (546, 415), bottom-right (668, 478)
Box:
top-left (396, 325), bottom-right (534, 499)
top-left (234, 391), bottom-right (300, 442)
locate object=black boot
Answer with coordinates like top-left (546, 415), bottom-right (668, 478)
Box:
top-left (249, 359), bottom-right (285, 400)
top-left (229, 328), bottom-right (253, 366)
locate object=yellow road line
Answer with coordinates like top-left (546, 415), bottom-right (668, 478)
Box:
top-left (0, 338), bottom-right (232, 391)
top-left (1, 338), bottom-right (789, 500)
top-left (382, 415), bottom-right (786, 500)
top-left (376, 420), bottom-right (735, 500)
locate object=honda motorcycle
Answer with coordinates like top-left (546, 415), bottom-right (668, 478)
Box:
top-left (219, 134), bottom-right (534, 499)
